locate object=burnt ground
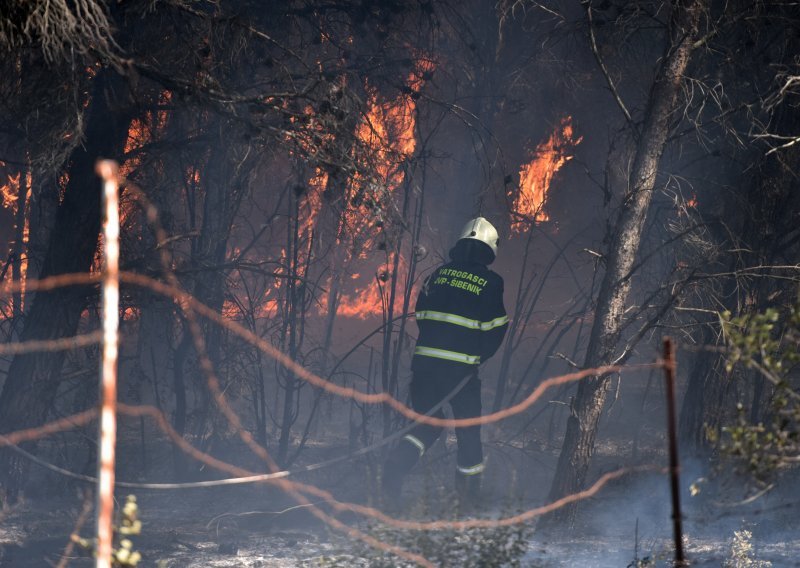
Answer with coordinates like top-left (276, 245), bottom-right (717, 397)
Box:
top-left (2, 433), bottom-right (800, 567)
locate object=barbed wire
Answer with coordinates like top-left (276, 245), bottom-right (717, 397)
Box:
top-left (118, 188), bottom-right (443, 565)
top-left (0, 265), bottom-right (669, 565)
top-left (0, 408), bottom-right (97, 446)
top-left (0, 331), bottom-right (102, 355)
top-left (0, 401), bottom-right (666, 534)
top-left (0, 170), bottom-right (701, 566)
top-left (129, 271), bottom-right (666, 428)
top-left (0, 371), bottom-right (471, 490)
top-left (2, 269), bottom-right (663, 429)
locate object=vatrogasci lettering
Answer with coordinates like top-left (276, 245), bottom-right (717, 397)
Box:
top-left (432, 268), bottom-right (488, 295)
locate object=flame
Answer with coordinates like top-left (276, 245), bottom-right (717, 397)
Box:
top-left (120, 91), bottom-right (172, 177)
top-left (325, 84), bottom-right (417, 319)
top-left (0, 168), bottom-right (31, 313)
top-left (0, 179), bottom-right (16, 210)
top-left (122, 307), bottom-right (141, 320)
top-left (58, 172), bottom-right (69, 203)
top-left (301, 169), bottom-right (326, 238)
top-left (317, 253), bottom-right (415, 320)
top-left (0, 172), bottom-right (21, 214)
top-left (511, 116), bottom-right (581, 232)
top-left (255, 61), bottom-right (432, 321)
top-left (327, 63), bottom-right (432, 318)
top-left (222, 299), bottom-right (241, 319)
top-left (686, 195), bottom-right (697, 208)
top-left (356, 89), bottom-right (417, 173)
top-left (351, 61), bottom-right (431, 192)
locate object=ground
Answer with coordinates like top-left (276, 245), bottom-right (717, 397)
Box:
top-left (2, 433), bottom-right (799, 566)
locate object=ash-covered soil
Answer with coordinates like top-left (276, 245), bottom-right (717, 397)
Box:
top-left (3, 488), bottom-right (799, 567)
top-left (2, 436), bottom-right (799, 566)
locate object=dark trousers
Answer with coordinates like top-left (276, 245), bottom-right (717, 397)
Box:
top-left (385, 361), bottom-right (483, 485)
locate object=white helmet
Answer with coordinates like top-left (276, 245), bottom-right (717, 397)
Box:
top-left (457, 217), bottom-right (499, 257)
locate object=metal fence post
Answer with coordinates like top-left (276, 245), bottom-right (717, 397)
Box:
top-left (663, 337), bottom-right (686, 565)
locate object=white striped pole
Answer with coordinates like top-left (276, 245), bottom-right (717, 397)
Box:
top-left (95, 160), bottom-right (120, 568)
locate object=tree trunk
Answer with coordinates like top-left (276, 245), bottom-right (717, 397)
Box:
top-left (171, 330), bottom-right (191, 479)
top-left (10, 167), bottom-right (29, 324)
top-left (277, 190), bottom-right (304, 463)
top-left (0, 69), bottom-right (132, 501)
top-left (544, 0), bottom-right (705, 526)
top-left (176, 128), bottom-right (253, 459)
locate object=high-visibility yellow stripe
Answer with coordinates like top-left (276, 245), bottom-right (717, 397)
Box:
top-left (402, 434), bottom-right (426, 457)
top-left (457, 462), bottom-right (485, 476)
top-left (415, 311), bottom-right (509, 331)
top-left (414, 346), bottom-right (480, 365)
top-left (416, 310), bottom-right (480, 329)
top-left (480, 315), bottom-right (509, 331)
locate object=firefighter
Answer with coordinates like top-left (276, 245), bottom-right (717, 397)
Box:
top-left (382, 217), bottom-right (508, 508)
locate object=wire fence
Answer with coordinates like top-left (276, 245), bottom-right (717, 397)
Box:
top-left (0, 162), bottom-right (687, 567)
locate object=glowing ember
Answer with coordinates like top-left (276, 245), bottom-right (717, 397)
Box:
top-left (511, 116), bottom-right (581, 232)
top-left (0, 173), bottom-right (19, 212)
top-left (302, 168), bottom-right (327, 237)
top-left (122, 307), bottom-right (141, 320)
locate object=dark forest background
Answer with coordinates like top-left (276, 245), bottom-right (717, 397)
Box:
top-left (1, 0), bottom-right (799, 564)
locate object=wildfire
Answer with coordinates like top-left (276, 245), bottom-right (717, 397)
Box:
top-left (511, 116), bottom-right (581, 232)
top-left (356, 89), bottom-right (417, 174)
top-left (120, 91), bottom-right (172, 177)
top-left (327, 67), bottom-right (426, 319)
top-left (0, 166), bottom-right (32, 314)
top-left (0, 172), bottom-right (20, 212)
top-left (251, 60), bottom-right (432, 322)
top-left (316, 254), bottom-right (414, 320)
top-left (302, 168), bottom-right (327, 237)
top-left (287, 63), bottom-right (430, 320)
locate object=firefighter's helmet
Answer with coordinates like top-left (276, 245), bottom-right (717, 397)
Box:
top-left (457, 217), bottom-right (499, 257)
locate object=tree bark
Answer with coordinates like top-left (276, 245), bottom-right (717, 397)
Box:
top-left (544, 0), bottom-right (705, 526)
top-left (0, 70), bottom-right (132, 501)
top-left (176, 127), bottom-right (253, 461)
top-left (10, 166), bottom-right (28, 323)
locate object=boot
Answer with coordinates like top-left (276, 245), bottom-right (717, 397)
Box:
top-left (381, 466), bottom-right (405, 512)
top-left (381, 442), bottom-right (419, 511)
top-left (455, 471), bottom-right (483, 512)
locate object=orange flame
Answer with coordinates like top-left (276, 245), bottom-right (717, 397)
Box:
top-left (317, 253), bottom-right (416, 320)
top-left (0, 168), bottom-right (32, 313)
top-left (511, 116), bottom-right (581, 232)
top-left (255, 61), bottom-right (432, 321)
top-left (120, 91), bottom-right (172, 177)
top-left (352, 60), bottom-right (431, 193)
top-left (0, 172), bottom-right (21, 214)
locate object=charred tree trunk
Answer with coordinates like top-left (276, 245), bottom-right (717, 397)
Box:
top-left (0, 70), bottom-right (132, 501)
top-left (544, 0), bottom-right (705, 526)
top-left (171, 330), bottom-right (191, 479)
top-left (175, 128), bottom-right (253, 460)
top-left (277, 189), bottom-right (309, 464)
top-left (10, 167), bottom-right (28, 324)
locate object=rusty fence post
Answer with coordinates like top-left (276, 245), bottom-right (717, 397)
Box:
top-left (663, 337), bottom-right (686, 565)
top-left (96, 161), bottom-right (120, 568)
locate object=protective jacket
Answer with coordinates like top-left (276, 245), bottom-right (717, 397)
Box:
top-left (412, 259), bottom-right (508, 368)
